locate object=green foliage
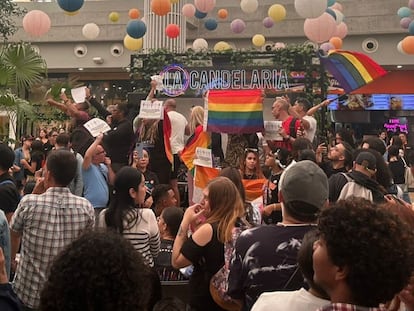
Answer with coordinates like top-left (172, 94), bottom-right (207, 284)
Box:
top-left (0, 0), bottom-right (27, 42)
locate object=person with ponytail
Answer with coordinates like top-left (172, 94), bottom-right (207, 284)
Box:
top-left (98, 166), bottom-right (160, 267)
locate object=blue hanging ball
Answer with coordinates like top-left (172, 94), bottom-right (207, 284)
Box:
top-left (195, 9), bottom-right (207, 19)
top-left (204, 18), bottom-right (218, 31)
top-left (398, 7), bottom-right (412, 19)
top-left (57, 0), bottom-right (84, 12)
top-left (409, 20), bottom-right (414, 35)
top-left (327, 0), bottom-right (336, 7)
top-left (126, 20), bottom-right (147, 39)
top-left (325, 8), bottom-right (336, 19)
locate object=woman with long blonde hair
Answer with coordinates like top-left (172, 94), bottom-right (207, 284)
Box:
top-left (172, 176), bottom-right (245, 311)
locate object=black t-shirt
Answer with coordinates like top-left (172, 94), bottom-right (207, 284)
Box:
top-left (181, 223), bottom-right (225, 311)
top-left (388, 158), bottom-right (406, 184)
top-left (263, 172), bottom-right (282, 225)
top-left (154, 239), bottom-right (187, 281)
top-left (319, 161), bottom-right (347, 178)
top-left (228, 224), bottom-right (313, 310)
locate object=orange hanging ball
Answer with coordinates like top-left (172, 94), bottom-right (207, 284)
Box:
top-left (329, 36), bottom-right (343, 49)
top-left (128, 8), bottom-right (140, 19)
top-left (218, 8), bottom-right (228, 19)
top-left (151, 0), bottom-right (171, 16)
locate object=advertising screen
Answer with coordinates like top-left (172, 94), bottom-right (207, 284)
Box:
top-left (327, 94), bottom-right (414, 111)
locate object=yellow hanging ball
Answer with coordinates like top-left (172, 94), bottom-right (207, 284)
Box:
top-left (109, 12), bottom-right (120, 22)
top-left (252, 34), bottom-right (266, 47)
top-left (124, 35), bottom-right (143, 51)
top-left (214, 41), bottom-right (231, 52)
top-left (64, 10), bottom-right (80, 16)
top-left (171, 0), bottom-right (179, 4)
top-left (268, 4), bottom-right (286, 22)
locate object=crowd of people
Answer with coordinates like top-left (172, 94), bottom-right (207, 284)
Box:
top-left (1, 87), bottom-right (414, 311)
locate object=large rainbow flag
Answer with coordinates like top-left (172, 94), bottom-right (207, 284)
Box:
top-left (205, 89), bottom-right (264, 134)
top-left (180, 125), bottom-right (211, 175)
top-left (319, 50), bottom-right (387, 93)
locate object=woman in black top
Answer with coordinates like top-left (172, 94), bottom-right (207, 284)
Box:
top-left (172, 177), bottom-right (245, 311)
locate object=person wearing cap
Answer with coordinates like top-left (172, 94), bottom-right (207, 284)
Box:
top-left (328, 150), bottom-right (387, 203)
top-left (289, 97), bottom-right (317, 142)
top-left (227, 160), bottom-right (329, 311)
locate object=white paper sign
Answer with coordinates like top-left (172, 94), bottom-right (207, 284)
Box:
top-left (138, 100), bottom-right (164, 119)
top-left (264, 121), bottom-right (283, 141)
top-left (83, 118), bottom-right (111, 137)
top-left (193, 147), bottom-right (213, 168)
top-left (71, 86), bottom-right (86, 104)
top-left (151, 75), bottom-right (164, 91)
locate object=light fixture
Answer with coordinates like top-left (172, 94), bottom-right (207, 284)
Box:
top-left (397, 65), bottom-right (403, 69)
top-left (78, 68), bottom-right (84, 71)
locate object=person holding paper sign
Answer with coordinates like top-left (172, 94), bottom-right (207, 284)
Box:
top-left (47, 90), bottom-right (93, 156)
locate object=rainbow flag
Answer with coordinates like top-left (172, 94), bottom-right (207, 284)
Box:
top-left (319, 50), bottom-right (387, 93)
top-left (180, 125), bottom-right (211, 175)
top-left (242, 178), bottom-right (266, 202)
top-left (205, 89), bottom-right (264, 134)
top-left (193, 166), bottom-right (220, 203)
top-left (163, 109), bottom-right (173, 164)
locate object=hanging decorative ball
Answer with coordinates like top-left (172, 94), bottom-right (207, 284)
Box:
top-left (268, 4), bottom-right (287, 22)
top-left (126, 20), bottom-right (147, 39)
top-left (329, 36), bottom-right (343, 49)
top-left (218, 9), bottom-right (228, 19)
top-left (22, 10), bottom-right (51, 37)
top-left (204, 18), bottom-right (218, 31)
top-left (57, 0), bottom-right (84, 13)
top-left (128, 8), bottom-right (140, 19)
top-left (194, 9), bottom-right (207, 19)
top-left (182, 4), bottom-right (196, 17)
top-left (194, 0), bottom-right (216, 13)
top-left (401, 17), bottom-right (412, 29)
top-left (252, 34), bottom-right (266, 47)
top-left (124, 35), bottom-right (143, 51)
top-left (333, 22), bottom-right (348, 39)
top-left (320, 42), bottom-right (335, 53)
top-left (82, 23), bottom-right (100, 39)
top-left (109, 12), bottom-right (120, 22)
top-left (401, 35), bottom-right (414, 54)
top-left (193, 38), bottom-right (208, 51)
top-left (151, 0), bottom-right (171, 16)
top-left (240, 0), bottom-right (259, 14)
top-left (214, 41), bottom-right (231, 51)
top-left (165, 24), bottom-right (180, 38)
top-left (263, 17), bottom-right (274, 28)
top-left (230, 19), bottom-right (246, 34)
top-left (303, 12), bottom-right (336, 43)
top-left (294, 0), bottom-right (327, 19)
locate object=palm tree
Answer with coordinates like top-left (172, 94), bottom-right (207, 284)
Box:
top-left (0, 42), bottom-right (47, 142)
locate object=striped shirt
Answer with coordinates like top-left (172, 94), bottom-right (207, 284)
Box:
top-left (10, 187), bottom-right (95, 308)
top-left (99, 208), bottom-right (160, 266)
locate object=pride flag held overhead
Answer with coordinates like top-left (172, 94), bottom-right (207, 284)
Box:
top-left (319, 50), bottom-right (387, 93)
top-left (205, 89), bottom-right (265, 134)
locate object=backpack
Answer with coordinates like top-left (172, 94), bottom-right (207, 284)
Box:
top-left (337, 173), bottom-right (373, 202)
top-left (209, 225), bottom-right (245, 311)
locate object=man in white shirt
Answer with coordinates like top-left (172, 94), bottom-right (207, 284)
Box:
top-left (289, 97), bottom-right (317, 142)
top-left (164, 99), bottom-right (188, 207)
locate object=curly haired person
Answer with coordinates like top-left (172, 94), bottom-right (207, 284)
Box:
top-left (313, 198), bottom-right (414, 311)
top-left (39, 230), bottom-right (160, 311)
